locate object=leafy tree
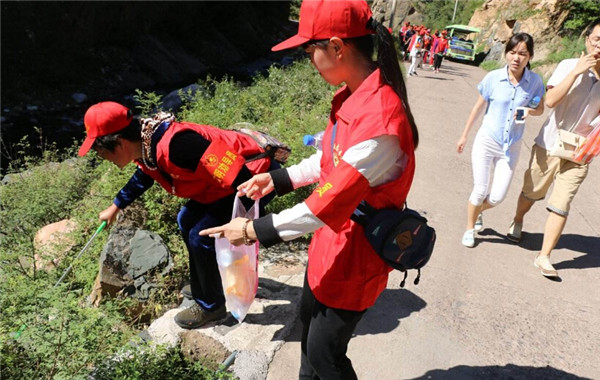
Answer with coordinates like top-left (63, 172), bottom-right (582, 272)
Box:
top-left (415, 0), bottom-right (484, 31)
top-left (563, 0), bottom-right (600, 36)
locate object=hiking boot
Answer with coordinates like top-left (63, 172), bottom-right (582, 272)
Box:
top-left (474, 213), bottom-right (483, 232)
top-left (461, 229), bottom-right (475, 248)
top-left (534, 255), bottom-right (559, 278)
top-left (181, 284), bottom-right (192, 299)
top-left (175, 303), bottom-right (227, 329)
top-left (507, 221), bottom-right (522, 243)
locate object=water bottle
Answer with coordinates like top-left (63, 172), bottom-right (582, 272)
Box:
top-left (303, 131), bottom-right (325, 150)
top-left (527, 96), bottom-right (541, 109)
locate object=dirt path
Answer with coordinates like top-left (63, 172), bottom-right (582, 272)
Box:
top-left (266, 59), bottom-right (600, 380)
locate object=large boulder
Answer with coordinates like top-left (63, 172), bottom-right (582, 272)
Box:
top-left (89, 226), bottom-right (173, 306)
top-left (31, 219), bottom-right (76, 272)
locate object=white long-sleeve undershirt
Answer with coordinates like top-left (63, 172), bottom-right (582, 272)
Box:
top-left (272, 135), bottom-right (408, 241)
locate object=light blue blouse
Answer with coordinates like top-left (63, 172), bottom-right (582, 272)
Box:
top-left (478, 66), bottom-right (545, 155)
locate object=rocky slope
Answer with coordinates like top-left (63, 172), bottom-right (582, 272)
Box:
top-left (469, 0), bottom-right (571, 65)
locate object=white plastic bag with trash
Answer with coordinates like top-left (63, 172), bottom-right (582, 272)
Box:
top-left (215, 196), bottom-right (259, 323)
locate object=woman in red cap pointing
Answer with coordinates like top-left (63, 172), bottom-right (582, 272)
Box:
top-left (200, 1), bottom-right (419, 378)
top-left (78, 102), bottom-right (277, 329)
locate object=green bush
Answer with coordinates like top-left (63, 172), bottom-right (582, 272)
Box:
top-left (0, 58), bottom-right (337, 378)
top-left (179, 59), bottom-right (335, 212)
top-left (91, 343), bottom-right (233, 380)
top-left (546, 37), bottom-right (587, 63)
top-left (479, 60), bottom-right (503, 72)
top-left (415, 0), bottom-right (485, 31)
top-left (0, 146), bottom-right (135, 379)
top-left (562, 0), bottom-right (600, 36)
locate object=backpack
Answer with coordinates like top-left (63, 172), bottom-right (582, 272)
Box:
top-left (351, 201), bottom-right (436, 287)
top-left (231, 122), bottom-right (292, 164)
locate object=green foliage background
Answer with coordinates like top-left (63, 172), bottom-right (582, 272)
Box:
top-left (3, 0), bottom-right (596, 376)
top-left (562, 0), bottom-right (600, 36)
top-left (415, 0), bottom-right (485, 31)
top-left (0, 58), bottom-right (333, 379)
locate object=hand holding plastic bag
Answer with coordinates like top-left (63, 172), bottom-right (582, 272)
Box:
top-left (215, 196), bottom-right (259, 323)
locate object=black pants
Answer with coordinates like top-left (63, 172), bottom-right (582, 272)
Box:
top-left (434, 53), bottom-right (444, 70)
top-left (299, 272), bottom-right (367, 380)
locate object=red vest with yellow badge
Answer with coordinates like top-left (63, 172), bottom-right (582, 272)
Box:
top-left (136, 121), bottom-right (271, 204)
top-left (304, 70), bottom-right (416, 311)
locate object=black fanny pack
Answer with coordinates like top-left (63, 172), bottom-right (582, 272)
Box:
top-left (351, 201), bottom-right (436, 287)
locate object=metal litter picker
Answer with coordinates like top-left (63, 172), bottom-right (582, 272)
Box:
top-left (54, 221), bottom-right (107, 287)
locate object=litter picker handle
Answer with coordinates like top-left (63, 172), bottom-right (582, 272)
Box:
top-left (15, 221), bottom-right (107, 340)
top-left (53, 221), bottom-right (107, 287)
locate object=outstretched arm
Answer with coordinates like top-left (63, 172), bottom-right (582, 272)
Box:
top-left (201, 135), bottom-right (405, 246)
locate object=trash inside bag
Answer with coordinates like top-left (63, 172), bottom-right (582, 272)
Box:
top-left (215, 197), bottom-right (259, 323)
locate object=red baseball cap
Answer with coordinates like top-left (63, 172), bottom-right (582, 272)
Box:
top-left (271, 0), bottom-right (374, 52)
top-left (78, 101), bottom-right (132, 156)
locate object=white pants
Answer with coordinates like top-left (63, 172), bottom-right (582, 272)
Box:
top-left (469, 129), bottom-right (521, 206)
top-left (408, 54), bottom-right (421, 74)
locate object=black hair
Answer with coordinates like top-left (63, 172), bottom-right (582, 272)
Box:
top-left (356, 17), bottom-right (419, 149)
top-left (93, 118), bottom-right (142, 153)
top-left (505, 32), bottom-right (535, 70)
top-left (585, 18), bottom-right (600, 37)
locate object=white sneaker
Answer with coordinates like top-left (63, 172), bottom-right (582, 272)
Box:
top-left (474, 213), bottom-right (483, 232)
top-left (462, 229), bottom-right (475, 248)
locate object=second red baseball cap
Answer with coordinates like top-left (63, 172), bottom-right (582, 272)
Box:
top-left (271, 0), bottom-right (374, 52)
top-left (78, 101), bottom-right (132, 156)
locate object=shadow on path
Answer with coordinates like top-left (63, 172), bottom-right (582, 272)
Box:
top-left (419, 75), bottom-right (454, 81)
top-left (519, 232), bottom-right (600, 254)
top-left (354, 288), bottom-right (426, 336)
top-left (256, 285), bottom-right (427, 343)
top-left (407, 363), bottom-right (591, 380)
top-left (475, 229), bottom-right (600, 269)
top-left (437, 65), bottom-right (470, 77)
top-left (215, 277), bottom-right (303, 340)
top-left (474, 228), bottom-right (516, 247)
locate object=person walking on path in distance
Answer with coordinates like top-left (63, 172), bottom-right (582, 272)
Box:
top-left (457, 33), bottom-right (545, 248)
top-left (403, 23), bottom-right (415, 61)
top-left (77, 101), bottom-right (276, 329)
top-left (506, 19), bottom-right (600, 279)
top-left (432, 30), bottom-right (449, 73)
top-left (200, 1), bottom-right (418, 378)
top-left (407, 28), bottom-right (425, 76)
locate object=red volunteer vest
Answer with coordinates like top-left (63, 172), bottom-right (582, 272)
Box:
top-left (435, 38), bottom-right (448, 54)
top-left (304, 69), bottom-right (416, 311)
top-left (137, 121), bottom-right (270, 204)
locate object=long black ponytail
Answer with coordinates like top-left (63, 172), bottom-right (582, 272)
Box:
top-left (350, 18), bottom-right (419, 149)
